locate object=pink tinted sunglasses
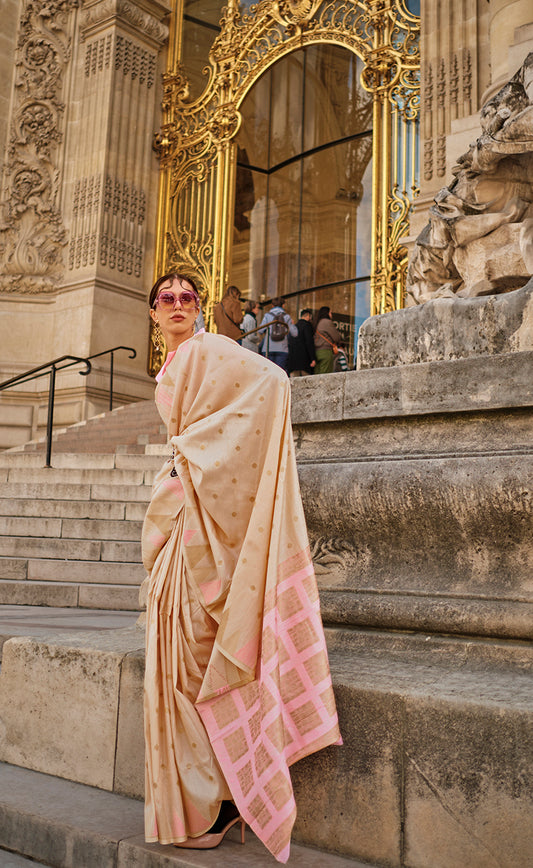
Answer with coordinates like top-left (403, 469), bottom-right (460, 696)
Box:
top-left (154, 289), bottom-right (199, 311)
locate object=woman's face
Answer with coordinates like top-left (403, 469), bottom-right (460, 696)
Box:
top-left (150, 277), bottom-right (199, 351)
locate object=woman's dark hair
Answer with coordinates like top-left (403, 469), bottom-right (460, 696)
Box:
top-left (244, 299), bottom-right (258, 315)
top-left (149, 272), bottom-right (200, 309)
top-left (313, 306), bottom-right (330, 331)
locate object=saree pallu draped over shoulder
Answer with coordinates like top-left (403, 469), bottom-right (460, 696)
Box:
top-left (142, 332), bottom-right (341, 863)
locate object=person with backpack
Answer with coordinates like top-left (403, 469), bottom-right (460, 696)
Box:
top-left (258, 297), bottom-right (297, 372)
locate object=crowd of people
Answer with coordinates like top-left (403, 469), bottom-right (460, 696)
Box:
top-left (213, 287), bottom-right (349, 374)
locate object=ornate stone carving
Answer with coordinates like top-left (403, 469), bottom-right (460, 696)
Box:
top-left (0, 0), bottom-right (74, 293)
top-left (462, 48), bottom-right (472, 108)
top-left (85, 33), bottom-right (113, 75)
top-left (310, 536), bottom-right (360, 579)
top-left (115, 35), bottom-right (156, 86)
top-left (80, 0), bottom-right (169, 46)
top-left (407, 53), bottom-right (533, 305)
top-left (424, 139), bottom-right (433, 182)
top-left (98, 176), bottom-right (146, 276)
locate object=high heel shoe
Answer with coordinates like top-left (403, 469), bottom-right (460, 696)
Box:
top-left (173, 814), bottom-right (245, 849)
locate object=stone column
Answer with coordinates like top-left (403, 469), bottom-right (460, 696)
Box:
top-left (408, 0), bottom-right (490, 244)
top-left (486, 0), bottom-right (533, 97)
top-left (55, 0), bottom-right (171, 414)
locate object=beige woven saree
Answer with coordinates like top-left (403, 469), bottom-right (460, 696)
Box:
top-left (142, 332), bottom-right (341, 862)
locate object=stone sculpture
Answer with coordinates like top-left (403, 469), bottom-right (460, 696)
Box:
top-left (407, 52), bottom-right (533, 305)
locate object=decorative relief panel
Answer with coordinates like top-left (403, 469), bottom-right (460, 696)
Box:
top-left (100, 176), bottom-right (146, 276)
top-left (68, 174), bottom-right (146, 276)
top-left (80, 0), bottom-right (168, 46)
top-left (418, 0), bottom-right (486, 200)
top-left (0, 0), bottom-right (76, 293)
top-left (84, 33), bottom-right (113, 76)
top-left (68, 175), bottom-right (100, 270)
top-left (115, 35), bottom-right (156, 86)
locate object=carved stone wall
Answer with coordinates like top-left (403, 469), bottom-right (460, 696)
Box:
top-left (0, 0), bottom-right (170, 450)
top-left (0, 0), bottom-right (76, 294)
top-left (420, 0), bottom-right (490, 194)
top-left (64, 0), bottom-right (167, 289)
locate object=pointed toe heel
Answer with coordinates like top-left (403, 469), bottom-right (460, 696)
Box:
top-left (173, 814), bottom-right (245, 850)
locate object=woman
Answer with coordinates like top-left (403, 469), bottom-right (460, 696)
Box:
top-left (143, 272), bottom-right (341, 863)
top-left (313, 306), bottom-right (343, 375)
top-left (212, 285), bottom-right (243, 340)
top-left (240, 299), bottom-right (262, 352)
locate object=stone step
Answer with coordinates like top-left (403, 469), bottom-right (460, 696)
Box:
top-left (0, 453), bottom-right (116, 469)
top-left (0, 580), bottom-right (141, 610)
top-left (5, 467), bottom-right (147, 485)
top-left (0, 626), bottom-right (531, 866)
top-left (90, 483), bottom-right (152, 503)
top-left (0, 557), bottom-right (145, 583)
top-left (0, 849), bottom-right (49, 866)
top-left (0, 762), bottom-right (365, 868)
top-left (0, 537), bottom-right (102, 561)
top-left (145, 443), bottom-right (170, 456)
top-left (0, 482), bottom-right (92, 501)
top-left (0, 481), bottom-right (151, 503)
top-left (0, 537), bottom-right (142, 562)
top-left (26, 558), bottom-right (145, 583)
top-left (0, 452), bottom-right (164, 471)
top-left (0, 538), bottom-right (140, 564)
top-left (0, 605), bottom-right (140, 658)
top-left (0, 498), bottom-right (129, 520)
top-left (0, 516), bottom-right (142, 541)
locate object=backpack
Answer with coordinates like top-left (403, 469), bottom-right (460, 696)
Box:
top-left (269, 312), bottom-right (287, 342)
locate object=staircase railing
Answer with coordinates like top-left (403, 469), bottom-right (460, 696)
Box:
top-left (0, 346), bottom-right (136, 466)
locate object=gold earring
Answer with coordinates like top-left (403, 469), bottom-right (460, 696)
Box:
top-left (153, 321), bottom-right (163, 351)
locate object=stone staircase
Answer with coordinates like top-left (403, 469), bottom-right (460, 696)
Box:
top-left (0, 359), bottom-right (532, 867)
top-left (0, 401), bottom-right (167, 611)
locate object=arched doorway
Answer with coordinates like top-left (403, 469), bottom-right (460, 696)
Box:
top-left (151, 0), bottom-right (420, 373)
top-left (230, 44), bottom-right (373, 360)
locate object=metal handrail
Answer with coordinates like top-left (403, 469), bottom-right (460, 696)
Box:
top-left (86, 346), bottom-right (137, 411)
top-left (0, 345), bottom-right (136, 466)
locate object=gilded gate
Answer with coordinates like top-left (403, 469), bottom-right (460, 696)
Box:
top-left (150, 0), bottom-right (419, 372)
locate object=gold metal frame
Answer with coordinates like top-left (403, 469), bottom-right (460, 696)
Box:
top-left (150, 0), bottom-right (419, 372)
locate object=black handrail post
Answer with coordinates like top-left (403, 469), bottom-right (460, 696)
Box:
top-left (45, 364), bottom-right (57, 468)
top-left (109, 351), bottom-right (115, 411)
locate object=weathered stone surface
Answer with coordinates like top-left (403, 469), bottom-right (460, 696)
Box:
top-left (357, 279), bottom-right (533, 368)
top-left (292, 352), bottom-right (533, 640)
top-left (114, 649), bottom-right (145, 799)
top-left (0, 579), bottom-right (79, 610)
top-left (1, 624), bottom-right (531, 866)
top-left (404, 701), bottom-right (533, 868)
top-left (292, 352), bottom-right (533, 422)
top-left (292, 679), bottom-right (403, 865)
top-left (299, 453), bottom-right (533, 638)
top-left (0, 627), bottom-right (144, 791)
top-left (0, 762), bottom-right (144, 868)
top-left (0, 761), bottom-right (365, 867)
